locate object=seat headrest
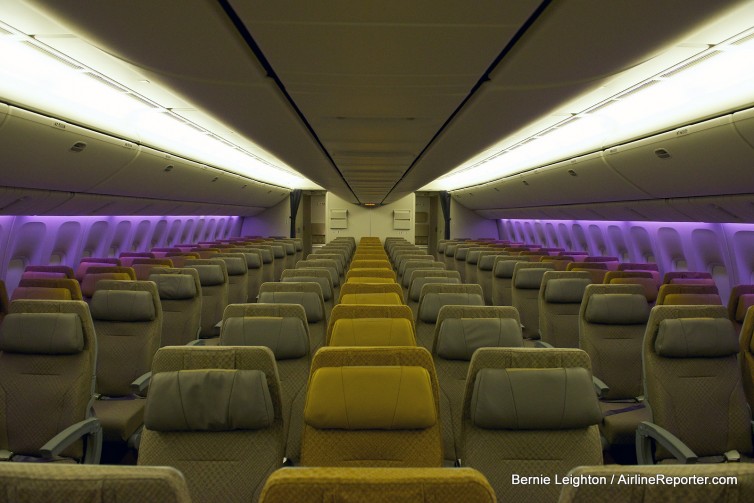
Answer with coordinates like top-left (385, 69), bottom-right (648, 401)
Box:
top-left (670, 277), bottom-right (716, 286)
top-left (219, 257), bottom-right (247, 276)
top-left (90, 290), bottom-right (156, 322)
top-left (242, 252), bottom-right (263, 269)
top-left (21, 271), bottom-right (67, 279)
top-left (493, 260), bottom-right (520, 279)
top-left (584, 293), bottom-right (649, 324)
top-left (258, 291), bottom-right (324, 323)
top-left (0, 313), bottom-right (84, 354)
top-left (478, 255), bottom-right (499, 271)
top-left (11, 287), bottom-right (72, 301)
top-left (80, 272), bottom-right (131, 297)
top-left (656, 318), bottom-right (739, 358)
top-left (610, 277), bottom-right (658, 302)
top-left (282, 276), bottom-right (332, 300)
top-left (736, 294), bottom-right (754, 322)
top-left (150, 274), bottom-right (197, 300)
top-left (270, 245), bottom-right (286, 258)
top-left (221, 317), bottom-right (308, 359)
top-left (409, 276), bottom-right (461, 302)
top-left (190, 264), bottom-right (225, 286)
top-left (544, 278), bottom-right (590, 303)
top-left (144, 369), bottom-right (273, 431)
top-left (340, 293), bottom-right (402, 305)
top-left (330, 318), bottom-right (415, 347)
top-left (471, 367), bottom-right (601, 430)
top-left (305, 366), bottom-right (435, 430)
top-left (436, 318), bottom-right (522, 360)
top-left (419, 293), bottom-right (484, 323)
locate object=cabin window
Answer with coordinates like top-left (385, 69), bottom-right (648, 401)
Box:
top-left (205, 219), bottom-right (217, 240)
top-left (52, 221), bottom-right (80, 266)
top-left (572, 225), bottom-right (588, 252)
top-left (6, 258), bottom-right (25, 293)
top-left (588, 225), bottom-right (607, 255)
top-left (167, 220), bottom-right (181, 245)
top-left (83, 221), bottom-right (108, 257)
top-left (192, 220), bottom-right (205, 242)
top-left (545, 223), bottom-right (558, 246)
top-left (111, 221), bottom-right (131, 253)
top-left (48, 253), bottom-right (62, 265)
top-left (711, 264), bottom-right (730, 304)
top-left (181, 220), bottom-right (194, 242)
top-left (132, 220), bottom-right (151, 251)
top-left (534, 222), bottom-right (546, 245)
top-left (629, 226), bottom-right (655, 266)
top-left (673, 259), bottom-right (688, 271)
top-left (557, 223), bottom-right (572, 250)
top-left (152, 220), bottom-right (167, 247)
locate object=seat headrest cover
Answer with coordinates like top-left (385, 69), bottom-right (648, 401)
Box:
top-left (243, 252), bottom-right (263, 269)
top-left (478, 255), bottom-right (499, 271)
top-left (544, 278), bottom-right (590, 303)
top-left (191, 264), bottom-right (225, 286)
top-left (419, 293), bottom-right (484, 323)
top-left (471, 367), bottom-right (601, 430)
top-left (340, 293), bottom-right (402, 305)
top-left (409, 277), bottom-right (461, 302)
top-left (330, 318), bottom-right (415, 347)
top-left (493, 260), bottom-right (520, 279)
top-left (610, 277), bottom-right (658, 302)
top-left (258, 291), bottom-right (324, 322)
top-left (145, 369), bottom-right (273, 431)
top-left (219, 257), bottom-right (247, 276)
top-left (282, 276), bottom-right (331, 300)
top-left (584, 293), bottom-right (649, 325)
top-left (656, 318), bottom-right (739, 358)
top-left (150, 274), bottom-right (197, 300)
top-left (736, 294), bottom-right (754, 322)
top-left (514, 268), bottom-right (550, 289)
top-left (0, 313), bottom-right (84, 354)
top-left (670, 277), bottom-right (716, 286)
top-left (21, 271), bottom-right (67, 279)
top-left (305, 366), bottom-right (435, 430)
top-left (90, 290), bottom-right (156, 322)
top-left (271, 245), bottom-right (285, 258)
top-left (437, 318), bottom-right (522, 360)
top-left (221, 317), bottom-right (308, 359)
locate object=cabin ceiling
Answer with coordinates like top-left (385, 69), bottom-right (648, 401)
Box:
top-left (18, 0), bottom-right (751, 207)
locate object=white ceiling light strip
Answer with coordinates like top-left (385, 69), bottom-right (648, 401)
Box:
top-left (0, 20), bottom-right (314, 189)
top-left (432, 26), bottom-right (754, 191)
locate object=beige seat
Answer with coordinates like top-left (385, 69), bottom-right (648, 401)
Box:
top-left (259, 467), bottom-right (495, 503)
top-left (728, 284), bottom-right (754, 333)
top-left (464, 247), bottom-right (492, 287)
top-left (567, 262), bottom-right (608, 284)
top-left (80, 266), bottom-right (136, 300)
top-left (460, 348), bottom-right (603, 502)
top-left (258, 282), bottom-right (327, 353)
top-left (21, 265), bottom-right (75, 280)
top-left (185, 258), bottom-right (229, 339)
top-left (230, 249), bottom-right (264, 302)
top-left (246, 246), bottom-right (276, 284)
top-left (138, 346), bottom-right (284, 503)
top-left (220, 303), bottom-right (310, 464)
top-left (0, 464), bottom-right (191, 503)
top-left (281, 268), bottom-right (334, 302)
top-left (75, 258), bottom-right (121, 282)
top-left (560, 464), bottom-right (754, 502)
top-left (214, 253), bottom-right (249, 305)
top-left (300, 346), bottom-right (443, 467)
top-left (402, 261), bottom-right (445, 288)
top-left (118, 252), bottom-right (156, 267)
top-left (408, 270), bottom-right (462, 303)
top-left (637, 305), bottom-right (751, 464)
top-left (164, 252), bottom-right (200, 268)
top-left (579, 284), bottom-right (651, 451)
top-left (491, 257), bottom-right (530, 306)
top-left (604, 270), bottom-right (658, 304)
top-left (0, 300), bottom-right (101, 463)
top-left (416, 284), bottom-right (484, 349)
top-left (510, 262), bottom-right (556, 339)
top-left (740, 304), bottom-right (754, 411)
top-left (12, 278), bottom-right (83, 301)
top-left (476, 251), bottom-right (507, 305)
top-left (538, 271), bottom-right (591, 348)
top-left (662, 271), bottom-right (715, 285)
top-left (90, 280), bottom-right (162, 448)
top-left (148, 267), bottom-right (203, 346)
top-left (618, 262), bottom-right (661, 286)
top-left (0, 280), bottom-right (7, 324)
top-left (432, 305), bottom-right (522, 463)
top-left (296, 259), bottom-right (340, 287)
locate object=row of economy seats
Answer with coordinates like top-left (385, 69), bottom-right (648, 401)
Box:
top-left (7, 236), bottom-right (754, 502)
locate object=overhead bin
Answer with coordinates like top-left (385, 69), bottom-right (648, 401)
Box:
top-left (0, 104), bottom-right (138, 192)
top-left (453, 151), bottom-right (651, 210)
top-left (0, 186), bottom-right (73, 214)
top-left (603, 115), bottom-right (754, 198)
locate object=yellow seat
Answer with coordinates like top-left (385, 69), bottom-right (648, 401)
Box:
top-left (330, 318), bottom-right (416, 346)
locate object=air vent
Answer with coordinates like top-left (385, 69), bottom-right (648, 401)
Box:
top-left (618, 80), bottom-right (660, 99)
top-left (732, 32), bottom-right (754, 46)
top-left (654, 148), bottom-right (672, 159)
top-left (20, 41), bottom-right (83, 71)
top-left (584, 100), bottom-right (617, 115)
top-left (660, 51), bottom-right (722, 79)
top-left (70, 141), bottom-right (87, 153)
top-left (85, 73), bottom-right (126, 93)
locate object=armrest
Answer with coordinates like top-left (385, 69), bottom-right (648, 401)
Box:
top-left (593, 376), bottom-right (610, 399)
top-left (636, 421), bottom-right (698, 465)
top-left (131, 371), bottom-right (152, 394)
top-left (535, 340), bottom-right (554, 349)
top-left (40, 417), bottom-right (102, 464)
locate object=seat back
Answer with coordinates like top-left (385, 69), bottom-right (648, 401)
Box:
top-left (346, 268), bottom-right (397, 282)
top-left (656, 284), bottom-right (722, 306)
top-left (230, 249), bottom-right (264, 302)
top-left (13, 278), bottom-right (83, 301)
top-left (297, 259), bottom-right (340, 287)
top-left (80, 266), bottom-right (136, 299)
top-left (0, 464), bottom-right (191, 503)
top-left (0, 300), bottom-right (96, 460)
top-left (259, 467), bottom-right (495, 503)
top-left (476, 251), bottom-right (507, 305)
top-left (643, 305), bottom-right (751, 460)
top-left (184, 259), bottom-right (229, 338)
top-left (214, 254), bottom-right (249, 305)
top-left (149, 268), bottom-right (202, 346)
top-left (417, 284), bottom-right (485, 324)
top-left (338, 282), bottom-right (404, 304)
top-left (349, 259), bottom-right (390, 271)
top-left (258, 282), bottom-right (326, 323)
top-left (90, 281), bottom-right (162, 397)
top-left (604, 270), bottom-right (658, 303)
top-left (22, 265), bottom-right (75, 280)
top-left (491, 257), bottom-right (529, 306)
top-left (538, 271), bottom-right (591, 347)
top-left (131, 259), bottom-right (174, 281)
top-left (433, 305), bottom-right (523, 359)
top-left (281, 268), bottom-right (333, 301)
top-left (510, 262), bottom-right (556, 339)
top-left (566, 262), bottom-right (608, 283)
top-left (728, 284), bottom-right (754, 333)
top-left (739, 304), bottom-right (754, 412)
top-left (327, 304), bottom-right (414, 346)
top-left (662, 271), bottom-right (715, 285)
top-left (402, 261), bottom-right (444, 287)
top-left (138, 346), bottom-right (284, 503)
top-left (301, 346), bottom-right (442, 467)
top-left (461, 347), bottom-right (602, 502)
top-left (408, 270), bottom-right (461, 302)
top-left (579, 284), bottom-right (649, 400)
top-left (75, 258), bottom-right (121, 281)
top-left (163, 252), bottom-right (200, 268)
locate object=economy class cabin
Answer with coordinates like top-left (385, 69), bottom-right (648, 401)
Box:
top-left (1, 1), bottom-right (754, 502)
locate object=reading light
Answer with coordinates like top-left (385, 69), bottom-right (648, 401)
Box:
top-left (0, 21), bottom-right (317, 190)
top-left (429, 22), bottom-right (754, 191)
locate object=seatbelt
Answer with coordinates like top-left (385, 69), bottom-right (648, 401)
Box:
top-left (603, 402), bottom-right (646, 416)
